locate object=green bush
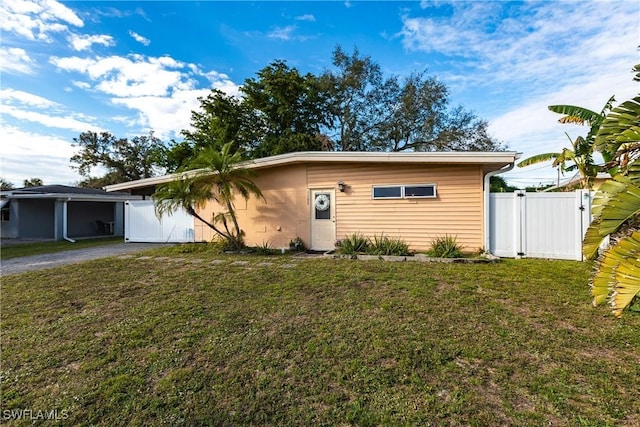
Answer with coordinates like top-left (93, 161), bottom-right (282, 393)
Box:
top-left (289, 237), bottom-right (307, 252)
top-left (208, 238), bottom-right (243, 253)
top-left (427, 235), bottom-right (463, 258)
top-left (253, 241), bottom-right (274, 255)
top-left (336, 233), bottom-right (371, 254)
top-left (368, 234), bottom-right (410, 256)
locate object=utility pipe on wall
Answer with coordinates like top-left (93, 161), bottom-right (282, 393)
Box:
top-left (483, 161), bottom-right (516, 255)
top-left (62, 198), bottom-right (76, 243)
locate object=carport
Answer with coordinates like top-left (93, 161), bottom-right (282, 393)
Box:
top-left (0, 185), bottom-right (139, 241)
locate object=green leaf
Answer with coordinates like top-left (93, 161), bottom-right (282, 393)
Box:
top-left (595, 96), bottom-right (640, 155)
top-left (597, 181), bottom-right (640, 236)
top-left (591, 231), bottom-right (640, 317)
top-left (582, 220), bottom-right (605, 261)
top-left (517, 152), bottom-right (561, 168)
top-left (548, 104), bottom-right (602, 126)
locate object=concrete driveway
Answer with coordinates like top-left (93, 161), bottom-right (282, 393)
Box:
top-left (1, 243), bottom-right (171, 276)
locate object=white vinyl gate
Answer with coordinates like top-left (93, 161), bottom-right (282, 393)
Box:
top-left (489, 190), bottom-right (593, 260)
top-left (125, 200), bottom-right (195, 243)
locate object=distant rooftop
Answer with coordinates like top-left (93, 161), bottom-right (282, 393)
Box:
top-left (9, 185), bottom-right (114, 195)
top-left (1, 185), bottom-right (135, 200)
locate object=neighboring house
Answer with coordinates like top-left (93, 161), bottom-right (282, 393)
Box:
top-left (105, 151), bottom-right (520, 252)
top-left (543, 172), bottom-right (610, 192)
top-left (0, 185), bottom-right (137, 241)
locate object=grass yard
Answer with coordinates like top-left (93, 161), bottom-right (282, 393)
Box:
top-left (1, 247), bottom-right (639, 426)
top-left (0, 237), bottom-right (122, 260)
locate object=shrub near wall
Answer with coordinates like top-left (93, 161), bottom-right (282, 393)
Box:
top-left (335, 233), bottom-right (491, 263)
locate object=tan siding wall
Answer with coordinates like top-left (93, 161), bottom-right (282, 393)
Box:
top-left (195, 162), bottom-right (486, 252)
top-left (307, 163), bottom-right (484, 251)
top-left (195, 164), bottom-right (310, 249)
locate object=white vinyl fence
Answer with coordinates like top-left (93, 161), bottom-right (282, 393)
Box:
top-left (489, 190), bottom-right (593, 260)
top-left (125, 200), bottom-right (195, 243)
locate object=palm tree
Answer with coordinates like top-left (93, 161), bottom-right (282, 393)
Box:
top-left (23, 178), bottom-right (43, 187)
top-left (153, 142), bottom-right (263, 250)
top-left (517, 97), bottom-right (616, 189)
top-left (583, 93), bottom-right (640, 317)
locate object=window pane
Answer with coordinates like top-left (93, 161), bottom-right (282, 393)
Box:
top-left (404, 185), bottom-right (435, 197)
top-left (373, 186), bottom-right (402, 198)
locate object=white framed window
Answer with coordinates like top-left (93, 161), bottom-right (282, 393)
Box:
top-left (372, 186), bottom-right (402, 199)
top-left (372, 184), bottom-right (437, 200)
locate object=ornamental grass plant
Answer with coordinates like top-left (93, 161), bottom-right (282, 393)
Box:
top-left (427, 234), bottom-right (464, 258)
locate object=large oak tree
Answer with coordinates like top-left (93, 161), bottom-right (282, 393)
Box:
top-left (71, 131), bottom-right (167, 188)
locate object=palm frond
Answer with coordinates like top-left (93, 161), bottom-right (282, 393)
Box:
top-left (596, 180), bottom-right (640, 236)
top-left (591, 231), bottom-right (640, 317)
top-left (582, 220), bottom-right (604, 261)
top-left (582, 176), bottom-right (640, 260)
top-left (517, 152), bottom-right (561, 168)
top-left (595, 96), bottom-right (640, 155)
top-left (548, 104), bottom-right (602, 126)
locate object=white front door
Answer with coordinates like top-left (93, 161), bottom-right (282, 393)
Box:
top-left (310, 189), bottom-right (336, 251)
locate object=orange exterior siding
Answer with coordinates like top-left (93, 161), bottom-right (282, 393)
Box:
top-left (307, 163), bottom-right (484, 251)
top-left (195, 162), bottom-right (486, 252)
top-left (194, 164), bottom-right (311, 248)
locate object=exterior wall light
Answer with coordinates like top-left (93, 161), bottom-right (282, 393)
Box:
top-left (337, 181), bottom-right (346, 192)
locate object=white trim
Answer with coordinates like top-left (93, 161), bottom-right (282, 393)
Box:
top-left (372, 184), bottom-right (437, 200)
top-left (310, 188), bottom-right (336, 251)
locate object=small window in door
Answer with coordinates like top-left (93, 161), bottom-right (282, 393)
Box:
top-left (314, 193), bottom-right (331, 220)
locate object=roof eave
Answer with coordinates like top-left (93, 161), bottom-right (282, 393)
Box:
top-left (7, 193), bottom-right (140, 202)
top-left (105, 151), bottom-right (521, 192)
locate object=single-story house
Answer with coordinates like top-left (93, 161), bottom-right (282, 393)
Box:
top-left (0, 185), bottom-right (138, 241)
top-left (105, 151), bottom-right (520, 252)
top-left (542, 172), bottom-right (610, 192)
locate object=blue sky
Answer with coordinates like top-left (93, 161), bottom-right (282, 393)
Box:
top-left (1, 0), bottom-right (638, 188)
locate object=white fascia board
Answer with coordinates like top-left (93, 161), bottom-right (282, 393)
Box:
top-left (104, 170), bottom-right (201, 192)
top-left (245, 151), bottom-right (520, 168)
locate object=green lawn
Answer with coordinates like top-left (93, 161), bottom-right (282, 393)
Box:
top-left (0, 237), bottom-right (122, 260)
top-left (2, 247), bottom-right (639, 426)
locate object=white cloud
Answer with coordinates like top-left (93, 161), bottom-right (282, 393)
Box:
top-left (93, 6), bottom-right (149, 21)
top-left (68, 33), bottom-right (114, 51)
top-left (296, 14), bottom-right (315, 22)
top-left (50, 54), bottom-right (191, 97)
top-left (200, 70), bottom-right (241, 97)
top-left (1, 88), bottom-right (58, 108)
top-left (0, 104), bottom-right (101, 133)
top-left (0, 0), bottom-right (83, 41)
top-left (129, 30), bottom-right (150, 46)
top-left (268, 25), bottom-right (296, 40)
top-left (110, 89), bottom-right (212, 139)
top-left (48, 53), bottom-right (241, 139)
top-left (0, 125), bottom-right (81, 185)
top-left (109, 75), bottom-right (241, 140)
top-left (0, 89), bottom-right (101, 133)
top-left (399, 2), bottom-right (638, 90)
top-left (72, 80), bottom-right (91, 90)
top-left (0, 47), bottom-right (36, 74)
